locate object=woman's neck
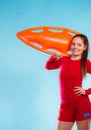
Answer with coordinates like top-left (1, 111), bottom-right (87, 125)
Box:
top-left (71, 55), bottom-right (81, 60)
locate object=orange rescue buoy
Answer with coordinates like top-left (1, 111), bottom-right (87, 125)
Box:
top-left (16, 26), bottom-right (80, 56)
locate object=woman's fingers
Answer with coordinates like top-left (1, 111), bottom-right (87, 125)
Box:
top-left (74, 86), bottom-right (85, 95)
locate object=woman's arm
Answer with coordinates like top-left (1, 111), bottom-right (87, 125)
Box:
top-left (85, 88), bottom-right (91, 95)
top-left (84, 60), bottom-right (91, 95)
top-left (87, 60), bottom-right (91, 74)
top-left (64, 59), bottom-right (91, 96)
top-left (74, 87), bottom-right (91, 95)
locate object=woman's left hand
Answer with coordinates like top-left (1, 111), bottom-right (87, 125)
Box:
top-left (74, 86), bottom-right (85, 96)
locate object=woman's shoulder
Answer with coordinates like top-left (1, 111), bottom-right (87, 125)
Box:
top-left (59, 56), bottom-right (71, 63)
top-left (62, 55), bottom-right (71, 60)
top-left (87, 59), bottom-right (91, 63)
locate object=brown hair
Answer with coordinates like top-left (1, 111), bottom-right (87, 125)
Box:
top-left (73, 34), bottom-right (89, 77)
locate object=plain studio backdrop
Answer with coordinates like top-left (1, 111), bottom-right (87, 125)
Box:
top-left (0, 0), bottom-right (91, 130)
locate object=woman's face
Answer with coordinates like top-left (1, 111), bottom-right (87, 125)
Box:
top-left (71, 37), bottom-right (87, 56)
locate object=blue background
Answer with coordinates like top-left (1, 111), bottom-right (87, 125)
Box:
top-left (0, 0), bottom-right (91, 130)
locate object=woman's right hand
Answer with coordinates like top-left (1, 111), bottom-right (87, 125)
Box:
top-left (54, 51), bottom-right (63, 59)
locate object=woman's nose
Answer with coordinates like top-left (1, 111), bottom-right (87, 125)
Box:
top-left (74, 45), bottom-right (78, 48)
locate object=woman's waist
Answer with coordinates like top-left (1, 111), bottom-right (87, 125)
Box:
top-left (60, 93), bottom-right (89, 103)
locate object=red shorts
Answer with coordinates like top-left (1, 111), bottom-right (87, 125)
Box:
top-left (58, 99), bottom-right (91, 122)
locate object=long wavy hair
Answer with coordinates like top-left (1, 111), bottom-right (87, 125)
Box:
top-left (72, 34), bottom-right (89, 78)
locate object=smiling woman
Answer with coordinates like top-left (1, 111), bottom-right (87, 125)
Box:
top-left (1, 0), bottom-right (91, 130)
top-left (45, 34), bottom-right (91, 130)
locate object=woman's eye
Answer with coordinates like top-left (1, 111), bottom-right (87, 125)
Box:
top-left (78, 44), bottom-right (81, 46)
top-left (72, 43), bottom-right (75, 46)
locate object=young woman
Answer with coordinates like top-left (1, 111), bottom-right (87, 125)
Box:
top-left (45, 34), bottom-right (91, 130)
